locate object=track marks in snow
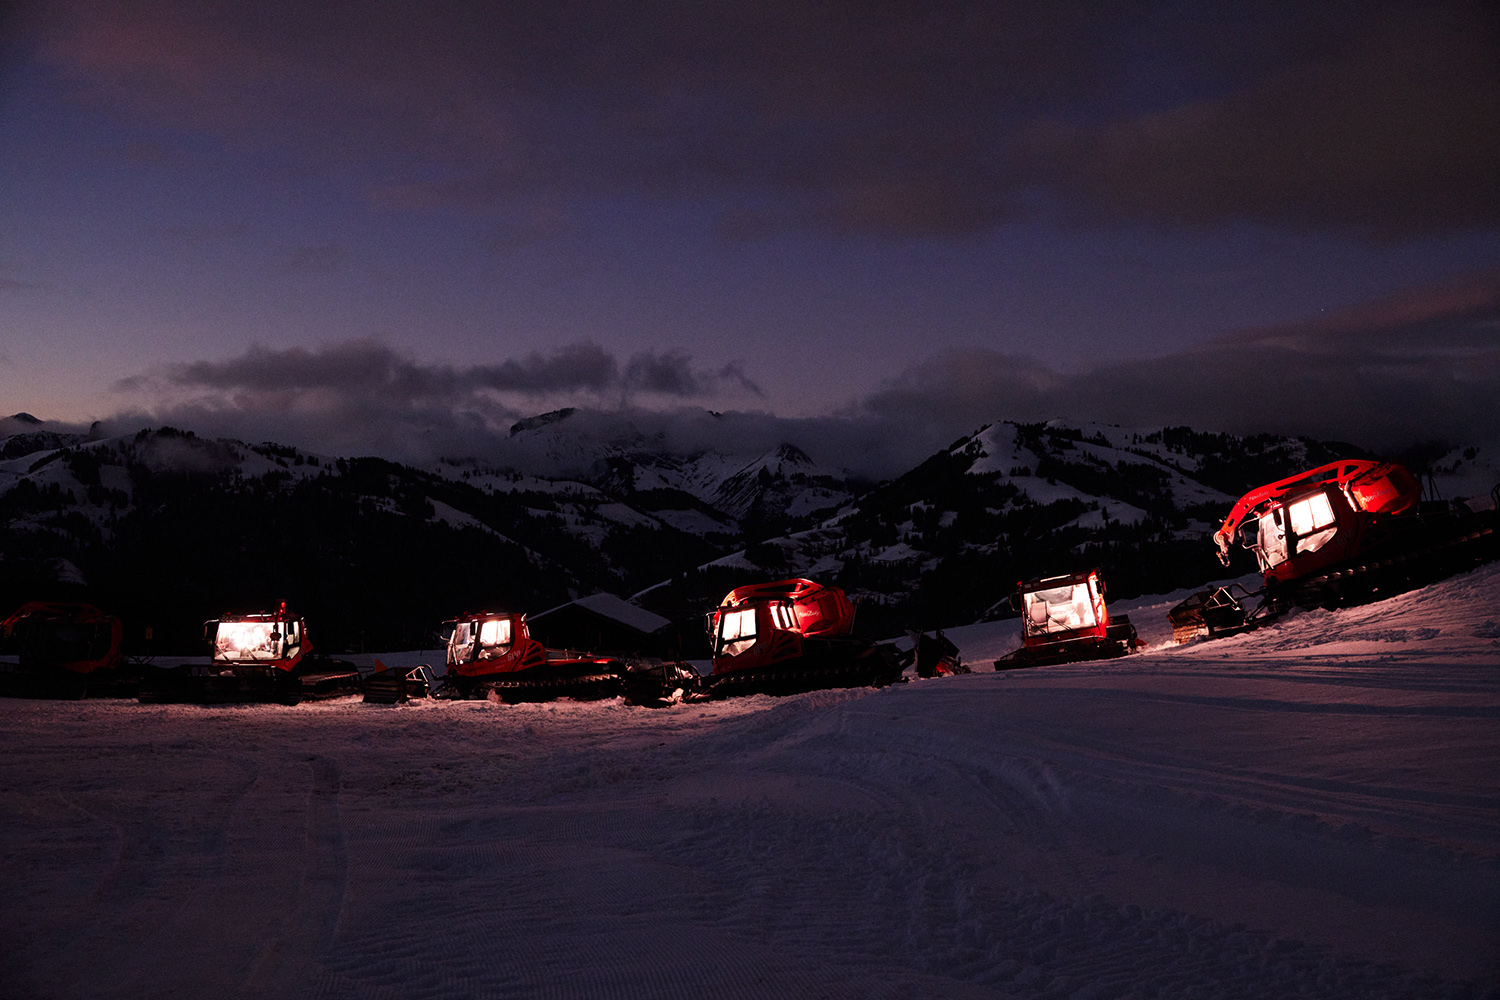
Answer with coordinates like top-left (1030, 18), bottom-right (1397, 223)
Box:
top-left (835, 684), bottom-right (1500, 984)
top-left (1, 747), bottom-right (262, 999)
top-left (949, 890), bottom-right (1488, 1000)
top-left (4, 622), bottom-right (1499, 1000)
top-left (242, 754), bottom-right (349, 996)
top-left (1032, 684), bottom-right (1500, 720)
top-left (319, 803), bottom-right (851, 998)
top-left (654, 773), bottom-right (1487, 999)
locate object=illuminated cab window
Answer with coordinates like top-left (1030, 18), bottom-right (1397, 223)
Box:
top-left (718, 608), bottom-right (758, 657)
top-left (1024, 583), bottom-right (1097, 633)
top-left (478, 618), bottom-right (512, 647)
top-left (1289, 492), bottom-right (1338, 554)
top-left (215, 621), bottom-right (278, 660)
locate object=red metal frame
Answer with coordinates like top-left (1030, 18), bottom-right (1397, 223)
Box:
top-left (1, 601), bottom-right (124, 675)
top-left (1213, 459), bottom-right (1420, 584)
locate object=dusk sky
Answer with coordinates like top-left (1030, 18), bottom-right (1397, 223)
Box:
top-left (2, 1), bottom-right (1497, 468)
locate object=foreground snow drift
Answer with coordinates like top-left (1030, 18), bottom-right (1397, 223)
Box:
top-left (2, 566), bottom-right (1498, 999)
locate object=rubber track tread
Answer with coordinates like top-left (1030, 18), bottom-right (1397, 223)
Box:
top-left (1290, 516), bottom-right (1500, 610)
top-left (705, 653), bottom-right (902, 699)
top-left (452, 669), bottom-right (626, 703)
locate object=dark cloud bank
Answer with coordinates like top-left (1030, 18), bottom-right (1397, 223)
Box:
top-left (109, 270), bottom-right (1500, 477)
top-left (20, 2), bottom-right (1498, 473)
top-left (856, 269), bottom-right (1500, 468)
top-left (24, 0), bottom-right (1499, 236)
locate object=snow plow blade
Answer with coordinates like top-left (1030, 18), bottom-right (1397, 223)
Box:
top-left (1168, 585), bottom-right (1271, 643)
top-left (362, 661), bottom-right (437, 705)
top-left (138, 662), bottom-right (362, 705)
top-left (908, 630), bottom-right (968, 678)
top-left (620, 658), bottom-right (703, 706)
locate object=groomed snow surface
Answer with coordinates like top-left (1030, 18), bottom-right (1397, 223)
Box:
top-left (4, 566), bottom-right (1499, 999)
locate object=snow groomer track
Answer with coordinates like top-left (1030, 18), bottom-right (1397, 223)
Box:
top-left (2, 565), bottom-right (1498, 999)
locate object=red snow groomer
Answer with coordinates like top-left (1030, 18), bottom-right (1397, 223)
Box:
top-left (0, 601), bottom-right (127, 697)
top-left (1212, 459), bottom-right (1421, 585)
top-left (1171, 458), bottom-right (1499, 640)
top-left (701, 577), bottom-right (904, 697)
top-left (993, 568), bottom-right (1140, 669)
top-left (138, 603), bottom-right (360, 704)
top-left (438, 610), bottom-right (697, 704)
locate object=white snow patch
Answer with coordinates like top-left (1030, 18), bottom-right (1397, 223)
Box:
top-left (593, 501), bottom-right (661, 528)
top-left (649, 507), bottom-right (734, 536)
top-left (1068, 499), bottom-right (1148, 529)
top-left (427, 498), bottom-right (490, 532)
top-left (705, 550), bottom-right (758, 570)
top-left (869, 541), bottom-right (924, 563)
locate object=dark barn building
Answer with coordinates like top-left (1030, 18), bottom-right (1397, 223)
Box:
top-left (527, 593), bottom-right (675, 657)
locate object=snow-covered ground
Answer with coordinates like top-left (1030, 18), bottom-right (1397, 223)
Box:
top-left (3, 566), bottom-right (1498, 998)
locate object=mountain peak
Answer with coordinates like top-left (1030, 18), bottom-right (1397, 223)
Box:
top-left (775, 442), bottom-right (814, 466)
top-left (509, 408), bottom-right (577, 437)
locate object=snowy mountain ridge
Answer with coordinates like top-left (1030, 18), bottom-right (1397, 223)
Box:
top-left (4, 410), bottom-right (1497, 650)
top-left (635, 419), bottom-right (1500, 633)
top-left (475, 407), bottom-right (857, 524)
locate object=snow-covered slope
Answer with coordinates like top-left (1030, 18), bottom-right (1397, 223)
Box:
top-left (639, 420), bottom-right (1261, 631)
top-left (964, 421), bottom-right (1237, 521)
top-left (473, 408), bottom-right (857, 526)
top-left (641, 419), bottom-right (1500, 635)
top-left (6, 412), bottom-right (1497, 654)
top-left (2, 565), bottom-right (1497, 998)
top-left (0, 425), bottom-right (723, 648)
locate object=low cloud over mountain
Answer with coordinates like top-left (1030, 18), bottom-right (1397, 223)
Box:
top-left (110, 340), bottom-right (766, 467)
top-left (860, 269), bottom-right (1500, 453)
top-left (102, 270), bottom-right (1500, 476)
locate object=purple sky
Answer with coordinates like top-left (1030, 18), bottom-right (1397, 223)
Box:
top-left (1, 1), bottom-right (1497, 467)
